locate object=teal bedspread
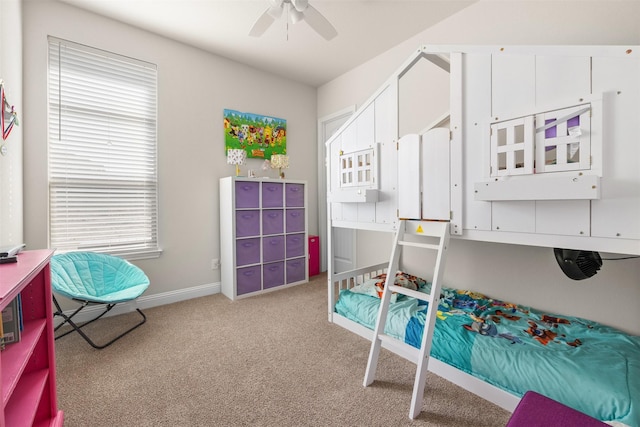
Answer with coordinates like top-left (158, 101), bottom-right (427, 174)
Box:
top-left (335, 277), bottom-right (640, 426)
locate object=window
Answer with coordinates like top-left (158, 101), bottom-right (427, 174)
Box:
top-left (490, 116), bottom-right (534, 177)
top-left (535, 104), bottom-right (591, 174)
top-left (339, 148), bottom-right (376, 188)
top-left (488, 104), bottom-right (592, 178)
top-left (48, 37), bottom-right (160, 259)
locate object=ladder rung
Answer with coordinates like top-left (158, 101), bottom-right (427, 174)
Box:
top-left (398, 240), bottom-right (440, 251)
top-left (378, 334), bottom-right (419, 364)
top-left (388, 284), bottom-right (431, 302)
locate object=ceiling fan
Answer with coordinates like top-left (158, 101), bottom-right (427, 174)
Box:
top-left (249, 0), bottom-right (338, 41)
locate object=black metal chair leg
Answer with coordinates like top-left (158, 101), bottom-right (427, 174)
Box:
top-left (54, 298), bottom-right (109, 338)
top-left (90, 308), bottom-right (146, 349)
top-left (53, 295), bottom-right (147, 349)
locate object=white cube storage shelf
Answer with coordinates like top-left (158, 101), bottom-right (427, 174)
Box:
top-left (220, 177), bottom-right (308, 300)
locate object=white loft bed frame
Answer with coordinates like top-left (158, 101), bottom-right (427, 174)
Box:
top-left (325, 44), bottom-right (640, 415)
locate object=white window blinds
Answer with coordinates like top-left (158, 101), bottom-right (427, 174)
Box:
top-left (48, 37), bottom-right (160, 259)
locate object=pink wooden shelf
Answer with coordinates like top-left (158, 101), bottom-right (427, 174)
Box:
top-left (5, 369), bottom-right (48, 427)
top-left (1, 319), bottom-right (46, 405)
top-left (0, 249), bottom-right (62, 427)
top-left (0, 250), bottom-right (52, 308)
top-left (33, 411), bottom-right (64, 427)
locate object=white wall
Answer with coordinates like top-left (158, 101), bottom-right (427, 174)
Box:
top-left (318, 0), bottom-right (640, 118)
top-left (0, 0), bottom-right (23, 247)
top-left (21, 0), bottom-right (318, 305)
top-left (319, 0), bottom-right (640, 334)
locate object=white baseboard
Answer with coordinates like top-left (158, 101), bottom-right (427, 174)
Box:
top-left (54, 281), bottom-right (221, 327)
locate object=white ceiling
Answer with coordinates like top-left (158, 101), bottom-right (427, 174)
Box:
top-left (56, 0), bottom-right (476, 87)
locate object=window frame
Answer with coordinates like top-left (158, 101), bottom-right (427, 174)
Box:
top-left (47, 37), bottom-right (161, 260)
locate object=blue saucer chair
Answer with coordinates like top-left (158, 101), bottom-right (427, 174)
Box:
top-left (51, 251), bottom-right (150, 349)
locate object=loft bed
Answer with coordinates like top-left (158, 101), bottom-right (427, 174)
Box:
top-left (325, 45), bottom-right (640, 424)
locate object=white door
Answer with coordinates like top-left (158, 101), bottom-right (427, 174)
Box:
top-left (318, 106), bottom-right (355, 273)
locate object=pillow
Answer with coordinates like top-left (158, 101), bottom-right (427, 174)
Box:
top-left (349, 271), bottom-right (427, 303)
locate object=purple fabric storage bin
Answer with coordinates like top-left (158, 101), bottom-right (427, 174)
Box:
top-left (235, 181), bottom-right (260, 208)
top-left (262, 182), bottom-right (284, 208)
top-left (236, 265), bottom-right (262, 295)
top-left (286, 233), bottom-right (305, 258)
top-left (235, 210), bottom-right (260, 237)
top-left (285, 183), bottom-right (304, 207)
top-left (262, 209), bottom-right (284, 235)
top-left (263, 261), bottom-right (284, 289)
top-left (285, 209), bottom-right (305, 233)
top-left (235, 237), bottom-right (260, 266)
top-left (262, 236), bottom-right (285, 263)
top-left (506, 391), bottom-right (608, 427)
top-left (286, 257), bottom-right (305, 283)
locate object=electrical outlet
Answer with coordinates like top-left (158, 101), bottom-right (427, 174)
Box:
top-left (211, 258), bottom-right (220, 270)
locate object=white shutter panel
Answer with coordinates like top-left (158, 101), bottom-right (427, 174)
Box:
top-left (48, 37), bottom-right (159, 259)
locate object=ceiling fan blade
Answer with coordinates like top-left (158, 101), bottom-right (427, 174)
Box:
top-left (249, 10), bottom-right (276, 37)
top-left (302, 4), bottom-right (337, 40)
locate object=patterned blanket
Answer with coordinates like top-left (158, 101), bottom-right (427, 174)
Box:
top-left (335, 273), bottom-right (640, 426)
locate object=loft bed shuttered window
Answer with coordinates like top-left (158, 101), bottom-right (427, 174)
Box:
top-left (48, 37), bottom-right (160, 260)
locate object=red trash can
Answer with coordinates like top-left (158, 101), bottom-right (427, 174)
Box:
top-left (308, 235), bottom-right (320, 277)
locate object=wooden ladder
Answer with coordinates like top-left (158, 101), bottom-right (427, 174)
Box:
top-left (363, 219), bottom-right (450, 419)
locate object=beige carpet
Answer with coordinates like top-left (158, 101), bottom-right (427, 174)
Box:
top-left (55, 273), bottom-right (512, 426)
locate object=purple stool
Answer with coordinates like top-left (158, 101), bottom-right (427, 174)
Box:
top-left (506, 391), bottom-right (609, 427)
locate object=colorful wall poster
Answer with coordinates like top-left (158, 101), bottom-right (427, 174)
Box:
top-left (224, 109), bottom-right (286, 159)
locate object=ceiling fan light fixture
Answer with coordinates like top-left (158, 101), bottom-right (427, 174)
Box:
top-left (291, 0), bottom-right (309, 12)
top-left (250, 0), bottom-right (337, 41)
top-left (288, 6), bottom-right (304, 24)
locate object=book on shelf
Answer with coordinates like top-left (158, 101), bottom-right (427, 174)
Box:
top-left (1, 296), bottom-right (22, 349)
top-left (17, 294), bottom-right (23, 331)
